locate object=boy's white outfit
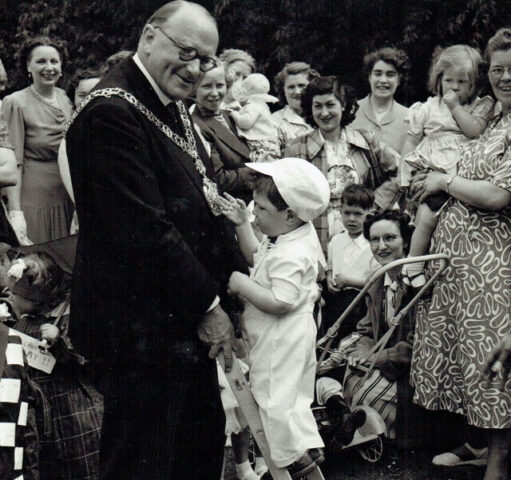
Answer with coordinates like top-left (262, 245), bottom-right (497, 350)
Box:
top-left (242, 221), bottom-right (325, 467)
top-left (327, 230), bottom-right (380, 287)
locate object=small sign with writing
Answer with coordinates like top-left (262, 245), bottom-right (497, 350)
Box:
top-left (8, 328), bottom-right (56, 374)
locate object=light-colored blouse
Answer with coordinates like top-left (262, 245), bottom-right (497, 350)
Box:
top-left (1, 86), bottom-right (72, 165)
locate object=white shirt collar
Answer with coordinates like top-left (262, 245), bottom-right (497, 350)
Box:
top-left (348, 232), bottom-right (368, 249)
top-left (133, 53), bottom-right (172, 106)
top-left (384, 272), bottom-right (399, 291)
top-left (282, 105), bottom-right (308, 125)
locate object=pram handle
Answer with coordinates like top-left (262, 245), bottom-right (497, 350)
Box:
top-left (316, 253), bottom-right (450, 372)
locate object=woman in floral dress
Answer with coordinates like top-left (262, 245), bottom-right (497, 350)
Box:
top-left (409, 27), bottom-right (511, 480)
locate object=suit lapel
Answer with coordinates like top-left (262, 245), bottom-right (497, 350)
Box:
top-left (206, 115), bottom-right (250, 158)
top-left (120, 58), bottom-right (210, 197)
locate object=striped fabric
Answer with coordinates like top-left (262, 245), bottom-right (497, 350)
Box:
top-left (344, 367), bottom-right (398, 438)
top-left (0, 325), bottom-right (39, 479)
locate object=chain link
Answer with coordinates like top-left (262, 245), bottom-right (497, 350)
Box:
top-left (64, 88), bottom-right (223, 216)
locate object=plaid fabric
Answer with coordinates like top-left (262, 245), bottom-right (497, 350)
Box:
top-left (0, 325), bottom-right (39, 480)
top-left (13, 315), bottom-right (103, 480)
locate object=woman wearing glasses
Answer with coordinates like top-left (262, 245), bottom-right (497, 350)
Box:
top-left (316, 210), bottom-right (419, 447)
top-left (410, 28), bottom-right (511, 480)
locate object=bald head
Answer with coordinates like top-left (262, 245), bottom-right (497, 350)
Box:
top-left (146, 1), bottom-right (217, 30)
top-left (137, 1), bottom-right (219, 100)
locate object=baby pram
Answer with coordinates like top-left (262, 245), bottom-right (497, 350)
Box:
top-left (315, 253), bottom-right (450, 462)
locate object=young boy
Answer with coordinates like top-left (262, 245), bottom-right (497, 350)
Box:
top-left (323, 185), bottom-right (379, 342)
top-left (222, 157), bottom-right (330, 479)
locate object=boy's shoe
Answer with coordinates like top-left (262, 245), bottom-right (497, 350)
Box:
top-left (432, 443), bottom-right (488, 467)
top-left (333, 409), bottom-right (367, 446)
top-left (287, 448), bottom-right (325, 479)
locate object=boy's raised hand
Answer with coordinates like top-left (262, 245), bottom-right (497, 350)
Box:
top-left (221, 193), bottom-right (249, 226)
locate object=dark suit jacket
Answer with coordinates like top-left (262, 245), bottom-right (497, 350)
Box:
top-left (192, 107), bottom-right (253, 202)
top-left (67, 57), bottom-right (245, 371)
top-left (66, 57), bottom-right (246, 478)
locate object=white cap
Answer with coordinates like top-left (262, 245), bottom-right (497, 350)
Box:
top-left (247, 158), bottom-right (330, 222)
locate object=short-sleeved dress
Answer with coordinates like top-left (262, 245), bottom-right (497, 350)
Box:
top-left (401, 95), bottom-right (495, 186)
top-left (1, 87), bottom-right (73, 243)
top-left (410, 112), bottom-right (511, 429)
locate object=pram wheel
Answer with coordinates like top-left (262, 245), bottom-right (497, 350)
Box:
top-left (358, 435), bottom-right (384, 463)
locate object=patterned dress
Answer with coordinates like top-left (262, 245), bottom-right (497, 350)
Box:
top-left (411, 112), bottom-right (511, 429)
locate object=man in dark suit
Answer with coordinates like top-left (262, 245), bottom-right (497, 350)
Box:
top-left (66, 2), bottom-right (246, 478)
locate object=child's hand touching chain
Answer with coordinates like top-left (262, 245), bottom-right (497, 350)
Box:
top-left (221, 193), bottom-right (250, 226)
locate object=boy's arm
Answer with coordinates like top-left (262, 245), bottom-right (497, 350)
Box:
top-left (229, 271), bottom-right (294, 315)
top-left (221, 194), bottom-right (259, 266)
top-left (335, 270), bottom-right (367, 289)
top-left (234, 221), bottom-right (259, 266)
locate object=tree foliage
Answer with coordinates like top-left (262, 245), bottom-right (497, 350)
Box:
top-left (0, 0), bottom-right (509, 103)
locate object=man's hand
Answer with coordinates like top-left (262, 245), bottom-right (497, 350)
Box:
top-left (198, 304), bottom-right (236, 372)
top-left (40, 323), bottom-right (60, 342)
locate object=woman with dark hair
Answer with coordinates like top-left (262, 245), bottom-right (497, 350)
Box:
top-left (410, 27), bottom-right (511, 479)
top-left (350, 47), bottom-right (410, 154)
top-left (316, 210), bottom-right (418, 445)
top-left (285, 76), bottom-right (400, 252)
top-left (272, 61), bottom-right (318, 148)
top-left (1, 36), bottom-right (73, 244)
top-left (66, 67), bottom-right (102, 108)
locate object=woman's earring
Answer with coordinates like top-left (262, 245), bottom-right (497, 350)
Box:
top-left (28, 71), bottom-right (32, 80)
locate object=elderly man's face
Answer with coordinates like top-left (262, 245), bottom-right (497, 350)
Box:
top-left (141, 7), bottom-right (218, 100)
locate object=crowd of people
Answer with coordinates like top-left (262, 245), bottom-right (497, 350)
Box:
top-left (0, 1), bottom-right (510, 480)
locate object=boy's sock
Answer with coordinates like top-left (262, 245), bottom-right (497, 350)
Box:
top-left (236, 460), bottom-right (260, 480)
top-left (254, 456), bottom-right (268, 476)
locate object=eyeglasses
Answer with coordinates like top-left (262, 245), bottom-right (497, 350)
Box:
top-left (489, 66), bottom-right (511, 79)
top-left (369, 234), bottom-right (400, 247)
top-left (152, 25), bottom-right (217, 73)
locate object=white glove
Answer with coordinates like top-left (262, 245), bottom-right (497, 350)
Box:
top-left (70, 210), bottom-right (79, 235)
top-left (9, 210), bottom-right (33, 245)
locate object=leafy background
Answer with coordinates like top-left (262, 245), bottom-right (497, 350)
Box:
top-left (0, 0), bottom-right (509, 104)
